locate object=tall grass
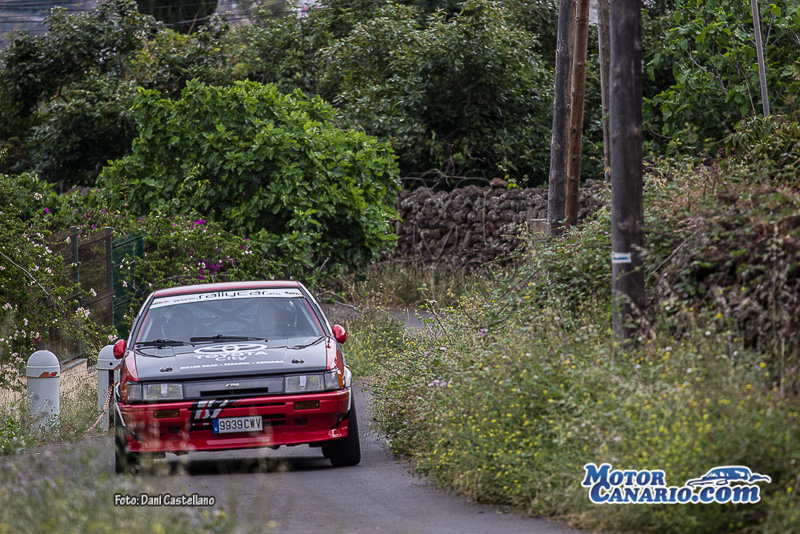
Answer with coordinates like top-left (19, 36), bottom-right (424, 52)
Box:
top-left (337, 307), bottom-right (409, 377)
top-left (0, 372), bottom-right (102, 454)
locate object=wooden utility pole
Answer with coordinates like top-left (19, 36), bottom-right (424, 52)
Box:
top-left (750, 0), bottom-right (770, 116)
top-left (597, 0), bottom-right (611, 182)
top-left (564, 0), bottom-right (591, 227)
top-left (610, 0), bottom-right (645, 342)
top-left (547, 0), bottom-right (576, 235)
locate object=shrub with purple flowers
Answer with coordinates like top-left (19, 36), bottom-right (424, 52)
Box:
top-left (35, 188), bottom-right (282, 332)
top-left (0, 171), bottom-right (112, 389)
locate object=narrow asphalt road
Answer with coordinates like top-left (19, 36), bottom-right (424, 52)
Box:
top-left (100, 383), bottom-right (580, 534)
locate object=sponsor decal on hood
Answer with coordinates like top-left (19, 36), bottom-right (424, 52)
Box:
top-left (133, 337), bottom-right (327, 380)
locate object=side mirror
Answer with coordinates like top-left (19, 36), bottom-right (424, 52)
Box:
top-left (332, 325), bottom-right (347, 344)
top-left (113, 339), bottom-right (127, 360)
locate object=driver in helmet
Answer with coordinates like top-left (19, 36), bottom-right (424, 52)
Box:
top-left (242, 299), bottom-right (296, 338)
top-left (161, 307), bottom-right (197, 340)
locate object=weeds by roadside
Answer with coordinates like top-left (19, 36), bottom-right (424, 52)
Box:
top-left (369, 298), bottom-right (800, 532)
top-left (0, 442), bottom-right (231, 534)
top-left (336, 308), bottom-right (409, 377)
top-left (0, 372), bottom-right (102, 455)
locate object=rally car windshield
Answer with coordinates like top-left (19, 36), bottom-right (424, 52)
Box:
top-left (136, 294), bottom-right (323, 344)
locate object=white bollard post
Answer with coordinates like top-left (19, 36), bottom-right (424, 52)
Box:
top-left (26, 350), bottom-right (60, 432)
top-left (96, 345), bottom-right (120, 430)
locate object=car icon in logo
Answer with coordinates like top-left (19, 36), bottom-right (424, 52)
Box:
top-left (686, 466), bottom-right (771, 487)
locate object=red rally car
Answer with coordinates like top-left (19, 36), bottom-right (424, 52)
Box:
top-left (112, 281), bottom-right (360, 473)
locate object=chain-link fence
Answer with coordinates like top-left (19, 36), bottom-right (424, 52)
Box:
top-left (47, 228), bottom-right (143, 362)
top-left (111, 233), bottom-right (144, 339)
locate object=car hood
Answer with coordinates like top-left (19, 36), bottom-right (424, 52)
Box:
top-left (132, 337), bottom-right (329, 381)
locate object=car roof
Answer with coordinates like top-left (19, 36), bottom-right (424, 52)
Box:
top-left (152, 280), bottom-right (304, 297)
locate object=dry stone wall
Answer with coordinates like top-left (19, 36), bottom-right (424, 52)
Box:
top-left (394, 178), bottom-right (606, 265)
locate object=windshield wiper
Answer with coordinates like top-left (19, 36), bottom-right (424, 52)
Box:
top-left (289, 336), bottom-right (325, 350)
top-left (189, 335), bottom-right (266, 343)
top-left (135, 339), bottom-right (187, 347)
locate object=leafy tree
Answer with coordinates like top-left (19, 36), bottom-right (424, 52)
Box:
top-left (0, 0), bottom-right (157, 125)
top-left (231, 6), bottom-right (332, 96)
top-left (127, 17), bottom-right (243, 95)
top-left (27, 79), bottom-right (140, 187)
top-left (504, 0), bottom-right (559, 68)
top-left (0, 0), bottom-right (161, 184)
top-left (645, 0), bottom-right (800, 155)
top-left (319, 1), bottom-right (552, 184)
top-left (0, 0), bottom-right (248, 187)
top-left (100, 80), bottom-right (400, 273)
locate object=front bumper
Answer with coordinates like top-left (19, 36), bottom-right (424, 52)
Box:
top-left (117, 388), bottom-right (351, 453)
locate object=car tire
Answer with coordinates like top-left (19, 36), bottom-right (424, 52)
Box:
top-left (328, 401), bottom-right (361, 467)
top-left (114, 413), bottom-right (141, 475)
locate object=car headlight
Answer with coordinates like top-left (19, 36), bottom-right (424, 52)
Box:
top-left (123, 382), bottom-right (142, 403)
top-left (142, 383), bottom-right (184, 401)
top-left (285, 371), bottom-right (343, 393)
top-left (285, 374), bottom-right (324, 393)
top-left (324, 369), bottom-right (343, 390)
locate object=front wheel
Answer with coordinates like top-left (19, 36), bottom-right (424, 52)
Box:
top-left (114, 413), bottom-right (141, 475)
top-left (327, 401), bottom-right (361, 467)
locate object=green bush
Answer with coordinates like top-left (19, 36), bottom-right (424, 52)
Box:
top-left (645, 0), bottom-right (800, 156)
top-left (100, 80), bottom-right (400, 276)
top-left (724, 114), bottom-right (800, 182)
top-left (642, 159), bottom-right (800, 377)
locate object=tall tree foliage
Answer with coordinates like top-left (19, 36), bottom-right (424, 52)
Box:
top-left (2, 0), bottom-right (798, 191)
top-left (645, 0), bottom-right (800, 154)
top-left (0, 0), bottom-right (160, 185)
top-left (0, 0), bottom-right (241, 186)
top-left (320, 1), bottom-right (553, 183)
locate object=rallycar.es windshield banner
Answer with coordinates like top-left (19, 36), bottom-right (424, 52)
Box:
top-left (582, 463), bottom-right (771, 504)
top-left (150, 288), bottom-right (304, 309)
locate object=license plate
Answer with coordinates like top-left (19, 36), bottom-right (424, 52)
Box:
top-left (212, 416), bottom-right (263, 434)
